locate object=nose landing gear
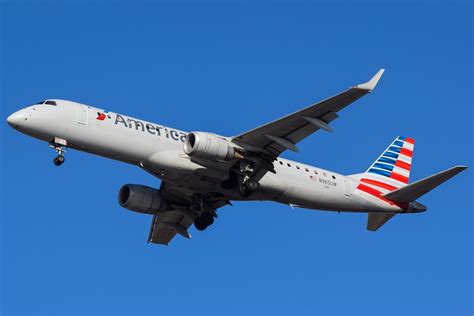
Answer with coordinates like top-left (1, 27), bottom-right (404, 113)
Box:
top-left (53, 154), bottom-right (65, 166)
top-left (49, 138), bottom-right (67, 166)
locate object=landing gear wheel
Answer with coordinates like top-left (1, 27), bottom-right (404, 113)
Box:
top-left (246, 180), bottom-right (259, 192)
top-left (194, 217), bottom-right (207, 231)
top-left (194, 212), bottom-right (214, 231)
top-left (239, 179), bottom-right (259, 197)
top-left (49, 140), bottom-right (67, 167)
top-left (53, 155), bottom-right (65, 166)
top-left (239, 184), bottom-right (252, 197)
top-left (200, 212), bottom-right (214, 226)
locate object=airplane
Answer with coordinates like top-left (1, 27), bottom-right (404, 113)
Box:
top-left (6, 69), bottom-right (467, 245)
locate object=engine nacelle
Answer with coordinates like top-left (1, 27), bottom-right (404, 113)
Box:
top-left (183, 132), bottom-right (237, 161)
top-left (118, 184), bottom-right (162, 214)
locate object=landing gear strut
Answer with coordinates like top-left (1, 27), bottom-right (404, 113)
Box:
top-left (238, 161), bottom-right (259, 197)
top-left (49, 140), bottom-right (66, 166)
top-left (239, 179), bottom-right (259, 197)
top-left (221, 161), bottom-right (260, 197)
top-left (192, 194), bottom-right (216, 231)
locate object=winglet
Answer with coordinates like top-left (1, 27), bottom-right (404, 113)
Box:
top-left (356, 68), bottom-right (385, 92)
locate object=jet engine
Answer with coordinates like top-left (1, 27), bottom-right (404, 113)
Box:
top-left (118, 184), bottom-right (163, 214)
top-left (184, 132), bottom-right (239, 161)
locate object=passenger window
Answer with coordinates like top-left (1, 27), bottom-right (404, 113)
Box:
top-left (332, 175), bottom-right (336, 179)
top-left (287, 163), bottom-right (291, 167)
top-left (279, 161), bottom-right (283, 165)
top-left (305, 168), bottom-right (309, 172)
top-left (296, 166), bottom-right (300, 170)
top-left (314, 170), bottom-right (318, 174)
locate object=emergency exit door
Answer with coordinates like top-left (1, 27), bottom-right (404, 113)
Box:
top-left (75, 103), bottom-right (89, 126)
top-left (343, 179), bottom-right (353, 196)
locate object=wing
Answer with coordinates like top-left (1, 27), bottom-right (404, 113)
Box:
top-left (232, 69), bottom-right (385, 160)
top-left (148, 181), bottom-right (230, 245)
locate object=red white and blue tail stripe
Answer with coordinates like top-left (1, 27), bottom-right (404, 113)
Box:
top-left (365, 136), bottom-right (415, 187)
top-left (356, 136), bottom-right (415, 208)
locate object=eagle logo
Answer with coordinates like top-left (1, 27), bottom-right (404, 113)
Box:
top-left (96, 111), bottom-right (111, 121)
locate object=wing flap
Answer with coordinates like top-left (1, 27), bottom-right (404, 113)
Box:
top-left (148, 211), bottom-right (195, 245)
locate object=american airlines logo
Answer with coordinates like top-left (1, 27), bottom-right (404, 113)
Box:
top-left (114, 114), bottom-right (187, 142)
top-left (96, 111), bottom-right (111, 121)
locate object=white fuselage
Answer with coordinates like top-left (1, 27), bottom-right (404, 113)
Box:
top-left (7, 100), bottom-right (404, 214)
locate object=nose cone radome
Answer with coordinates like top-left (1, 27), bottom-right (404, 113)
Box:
top-left (7, 110), bottom-right (27, 129)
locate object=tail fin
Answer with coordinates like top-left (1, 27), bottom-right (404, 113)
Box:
top-left (364, 136), bottom-right (415, 189)
top-left (355, 137), bottom-right (467, 232)
top-left (358, 136), bottom-right (415, 231)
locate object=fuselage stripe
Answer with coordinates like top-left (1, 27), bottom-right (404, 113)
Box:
top-left (360, 178), bottom-right (398, 191)
top-left (357, 184), bottom-right (408, 209)
top-left (357, 184), bottom-right (395, 205)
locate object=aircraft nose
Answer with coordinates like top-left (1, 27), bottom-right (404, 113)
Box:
top-left (7, 110), bottom-right (27, 129)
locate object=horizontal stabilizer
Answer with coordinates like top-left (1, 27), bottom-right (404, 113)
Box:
top-left (383, 165), bottom-right (467, 203)
top-left (367, 213), bottom-right (396, 231)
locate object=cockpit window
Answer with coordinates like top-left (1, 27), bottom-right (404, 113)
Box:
top-left (45, 100), bottom-right (57, 106)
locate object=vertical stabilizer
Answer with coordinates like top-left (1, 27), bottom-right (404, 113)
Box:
top-left (355, 137), bottom-right (415, 206)
top-left (363, 136), bottom-right (415, 190)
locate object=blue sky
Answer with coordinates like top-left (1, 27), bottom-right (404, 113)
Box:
top-left (1, 1), bottom-right (472, 315)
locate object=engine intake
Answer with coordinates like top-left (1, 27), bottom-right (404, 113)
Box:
top-left (118, 184), bottom-right (163, 214)
top-left (184, 132), bottom-right (237, 161)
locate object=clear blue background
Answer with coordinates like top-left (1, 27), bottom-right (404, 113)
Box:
top-left (1, 1), bottom-right (472, 315)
